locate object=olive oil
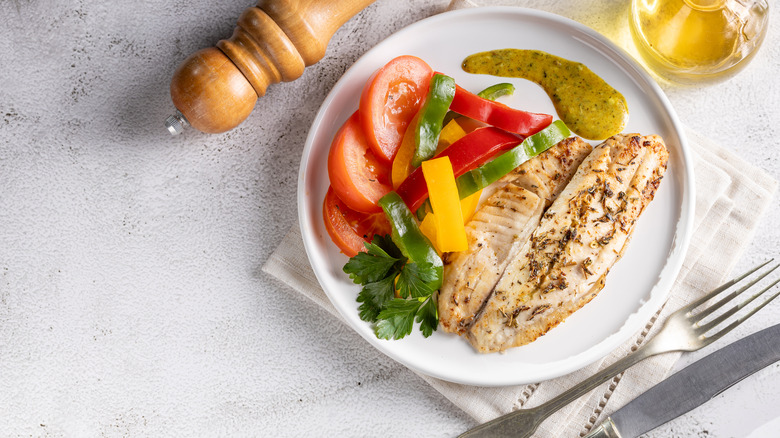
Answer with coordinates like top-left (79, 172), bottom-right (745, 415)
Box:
top-left (630, 0), bottom-right (769, 83)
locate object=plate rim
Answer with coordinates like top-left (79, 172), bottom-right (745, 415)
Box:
top-left (297, 6), bottom-right (695, 386)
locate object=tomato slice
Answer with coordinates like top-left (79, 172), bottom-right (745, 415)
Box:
top-left (323, 187), bottom-right (392, 257)
top-left (359, 55), bottom-right (434, 163)
top-left (328, 111), bottom-right (392, 213)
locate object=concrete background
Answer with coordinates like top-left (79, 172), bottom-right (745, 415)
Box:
top-left (1, 0), bottom-right (778, 436)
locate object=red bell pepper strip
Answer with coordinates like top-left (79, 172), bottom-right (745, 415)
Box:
top-left (449, 85), bottom-right (552, 137)
top-left (395, 127), bottom-right (522, 212)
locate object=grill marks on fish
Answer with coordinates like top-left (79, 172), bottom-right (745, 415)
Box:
top-left (483, 137), bottom-right (595, 208)
top-left (438, 137), bottom-right (593, 334)
top-left (466, 134), bottom-right (668, 353)
top-left (439, 184), bottom-right (543, 333)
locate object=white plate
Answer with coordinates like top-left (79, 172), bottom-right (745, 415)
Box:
top-left (298, 7), bottom-right (694, 386)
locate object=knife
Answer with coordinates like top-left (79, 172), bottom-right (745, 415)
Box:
top-left (585, 323), bottom-right (780, 438)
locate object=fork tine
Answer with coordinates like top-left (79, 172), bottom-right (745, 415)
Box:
top-left (689, 262), bottom-right (780, 323)
top-left (697, 277), bottom-right (780, 343)
top-left (696, 278), bottom-right (780, 334)
top-left (680, 259), bottom-right (775, 315)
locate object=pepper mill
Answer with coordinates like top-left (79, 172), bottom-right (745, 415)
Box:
top-left (165, 0), bottom-right (376, 135)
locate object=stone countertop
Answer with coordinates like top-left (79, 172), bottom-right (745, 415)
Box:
top-left (1, 0), bottom-right (778, 436)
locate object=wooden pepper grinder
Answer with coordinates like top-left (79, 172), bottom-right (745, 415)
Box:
top-left (165, 0), bottom-right (376, 135)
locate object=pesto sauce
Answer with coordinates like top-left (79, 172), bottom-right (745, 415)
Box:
top-left (462, 49), bottom-right (628, 140)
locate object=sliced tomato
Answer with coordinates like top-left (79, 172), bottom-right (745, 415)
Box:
top-left (328, 111), bottom-right (392, 213)
top-left (359, 55), bottom-right (434, 163)
top-left (323, 187), bottom-right (392, 257)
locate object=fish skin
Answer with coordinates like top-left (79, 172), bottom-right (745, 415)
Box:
top-left (466, 134), bottom-right (669, 353)
top-left (438, 137), bottom-right (593, 334)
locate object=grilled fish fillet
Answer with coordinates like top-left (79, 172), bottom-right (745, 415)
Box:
top-left (466, 134), bottom-right (669, 353)
top-left (438, 137), bottom-right (593, 334)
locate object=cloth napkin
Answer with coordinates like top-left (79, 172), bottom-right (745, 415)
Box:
top-left (263, 2), bottom-right (778, 436)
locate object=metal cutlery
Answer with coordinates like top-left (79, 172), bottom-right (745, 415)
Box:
top-left (585, 321), bottom-right (780, 437)
top-left (459, 259), bottom-right (780, 438)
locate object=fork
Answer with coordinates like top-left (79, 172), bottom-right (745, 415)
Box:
top-left (459, 259), bottom-right (780, 438)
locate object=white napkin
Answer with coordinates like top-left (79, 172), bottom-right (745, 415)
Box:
top-left (263, 3), bottom-right (778, 436)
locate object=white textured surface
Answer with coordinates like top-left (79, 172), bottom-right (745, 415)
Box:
top-left (0, 1), bottom-right (777, 437)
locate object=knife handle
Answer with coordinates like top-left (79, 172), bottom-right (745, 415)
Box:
top-left (166, 0), bottom-right (376, 134)
top-left (584, 417), bottom-right (622, 438)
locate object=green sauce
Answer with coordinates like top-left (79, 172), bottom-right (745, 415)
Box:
top-left (462, 49), bottom-right (628, 140)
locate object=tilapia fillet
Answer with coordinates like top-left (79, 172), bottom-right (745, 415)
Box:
top-left (466, 134), bottom-right (669, 353)
top-left (438, 137), bottom-right (593, 334)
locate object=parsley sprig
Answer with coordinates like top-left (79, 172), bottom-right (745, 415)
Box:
top-left (343, 235), bottom-right (439, 340)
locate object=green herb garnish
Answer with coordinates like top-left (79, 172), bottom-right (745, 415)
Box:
top-left (344, 235), bottom-right (439, 340)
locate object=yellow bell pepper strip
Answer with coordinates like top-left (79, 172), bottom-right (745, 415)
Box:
top-left (422, 157), bottom-right (467, 253)
top-left (413, 120), bottom-right (570, 220)
top-left (397, 126), bottom-right (523, 212)
top-left (391, 110), bottom-right (422, 188)
top-left (416, 186), bottom-right (482, 223)
top-left (435, 118), bottom-right (468, 155)
top-left (460, 189), bottom-right (482, 223)
top-left (411, 73), bottom-right (457, 167)
top-left (418, 212), bottom-right (441, 255)
top-left (423, 189), bottom-right (491, 251)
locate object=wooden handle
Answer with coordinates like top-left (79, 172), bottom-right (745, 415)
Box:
top-left (168, 0), bottom-right (376, 134)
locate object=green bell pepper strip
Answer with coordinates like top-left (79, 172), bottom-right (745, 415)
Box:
top-left (411, 73), bottom-right (456, 168)
top-left (378, 192), bottom-right (443, 291)
top-left (456, 119), bottom-right (571, 199)
top-left (477, 82), bottom-right (515, 100)
top-left (415, 120), bottom-right (571, 219)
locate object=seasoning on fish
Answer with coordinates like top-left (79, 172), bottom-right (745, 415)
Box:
top-left (466, 134), bottom-right (668, 353)
top-left (438, 137), bottom-right (593, 334)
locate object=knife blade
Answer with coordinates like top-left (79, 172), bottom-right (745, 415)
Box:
top-left (585, 322), bottom-right (780, 438)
